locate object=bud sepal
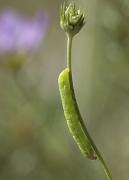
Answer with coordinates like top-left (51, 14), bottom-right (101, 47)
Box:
top-left (60, 2), bottom-right (85, 37)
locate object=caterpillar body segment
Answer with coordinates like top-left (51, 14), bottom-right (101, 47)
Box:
top-left (58, 68), bottom-right (96, 160)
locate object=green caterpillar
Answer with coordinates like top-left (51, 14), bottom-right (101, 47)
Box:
top-left (58, 68), bottom-right (97, 160)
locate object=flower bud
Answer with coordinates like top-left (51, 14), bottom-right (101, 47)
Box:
top-left (60, 2), bottom-right (85, 37)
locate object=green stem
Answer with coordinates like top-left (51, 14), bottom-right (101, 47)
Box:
top-left (67, 35), bottom-right (73, 70)
top-left (67, 34), bottom-right (112, 180)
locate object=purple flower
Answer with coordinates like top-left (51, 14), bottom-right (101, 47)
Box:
top-left (0, 9), bottom-right (48, 55)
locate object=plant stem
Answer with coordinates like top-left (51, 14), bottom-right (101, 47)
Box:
top-left (67, 35), bottom-right (73, 70)
top-left (67, 34), bottom-right (112, 180)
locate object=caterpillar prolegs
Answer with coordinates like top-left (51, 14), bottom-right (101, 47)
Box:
top-left (58, 68), bottom-right (97, 160)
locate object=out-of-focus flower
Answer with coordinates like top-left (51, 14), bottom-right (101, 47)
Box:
top-left (0, 9), bottom-right (48, 54)
top-left (0, 9), bottom-right (48, 70)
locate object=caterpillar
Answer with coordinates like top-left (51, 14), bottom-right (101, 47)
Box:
top-left (58, 68), bottom-right (97, 160)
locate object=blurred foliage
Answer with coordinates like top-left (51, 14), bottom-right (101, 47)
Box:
top-left (0, 0), bottom-right (129, 180)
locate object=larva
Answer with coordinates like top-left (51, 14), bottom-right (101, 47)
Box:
top-left (58, 68), bottom-right (97, 160)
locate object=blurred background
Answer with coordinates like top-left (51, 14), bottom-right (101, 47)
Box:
top-left (0, 0), bottom-right (129, 179)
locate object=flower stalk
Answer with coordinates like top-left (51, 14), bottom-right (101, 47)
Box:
top-left (60, 2), bottom-right (113, 180)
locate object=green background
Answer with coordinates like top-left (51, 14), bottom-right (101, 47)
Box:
top-left (0, 0), bottom-right (129, 179)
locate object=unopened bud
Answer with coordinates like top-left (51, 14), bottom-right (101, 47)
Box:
top-left (60, 2), bottom-right (85, 37)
